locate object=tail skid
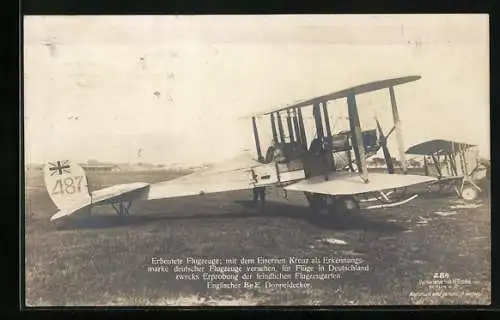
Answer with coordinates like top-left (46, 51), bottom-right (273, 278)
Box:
top-left (50, 203), bottom-right (92, 221)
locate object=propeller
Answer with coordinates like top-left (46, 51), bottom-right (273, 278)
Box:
top-left (375, 117), bottom-right (395, 174)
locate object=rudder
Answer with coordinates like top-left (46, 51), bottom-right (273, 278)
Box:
top-left (43, 160), bottom-right (92, 212)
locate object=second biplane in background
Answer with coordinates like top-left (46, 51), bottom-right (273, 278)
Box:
top-left (44, 75), bottom-right (436, 222)
top-left (406, 139), bottom-right (487, 201)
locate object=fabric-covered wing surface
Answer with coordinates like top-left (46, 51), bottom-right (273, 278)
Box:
top-left (248, 75), bottom-right (421, 117)
top-left (284, 172), bottom-right (436, 195)
top-left (145, 166), bottom-right (260, 200)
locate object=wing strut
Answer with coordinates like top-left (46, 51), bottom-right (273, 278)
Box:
top-left (347, 94), bottom-right (369, 183)
top-left (430, 153), bottom-right (442, 178)
top-left (313, 103), bottom-right (324, 142)
top-left (444, 153), bottom-right (452, 176)
top-left (297, 107), bottom-right (308, 149)
top-left (423, 156), bottom-right (429, 175)
top-left (390, 86), bottom-right (407, 174)
top-left (277, 112), bottom-right (286, 143)
top-left (375, 117), bottom-right (394, 173)
top-left (460, 146), bottom-right (469, 177)
top-left (292, 109), bottom-right (302, 146)
top-left (270, 113), bottom-right (278, 143)
top-left (252, 116), bottom-right (263, 161)
top-left (286, 109), bottom-right (295, 143)
top-left (322, 102), bottom-right (333, 152)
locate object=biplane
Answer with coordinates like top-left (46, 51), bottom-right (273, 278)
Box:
top-left (405, 139), bottom-right (486, 201)
top-left (43, 75), bottom-right (436, 222)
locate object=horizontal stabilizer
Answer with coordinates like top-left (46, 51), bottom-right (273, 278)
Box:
top-left (49, 182), bottom-right (150, 221)
top-left (284, 172), bottom-right (436, 196)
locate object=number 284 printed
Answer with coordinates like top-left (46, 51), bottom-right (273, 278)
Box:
top-left (51, 176), bottom-right (84, 195)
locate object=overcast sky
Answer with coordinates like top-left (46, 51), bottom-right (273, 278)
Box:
top-left (24, 14), bottom-right (489, 166)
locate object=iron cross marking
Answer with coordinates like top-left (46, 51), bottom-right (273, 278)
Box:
top-left (49, 160), bottom-right (71, 176)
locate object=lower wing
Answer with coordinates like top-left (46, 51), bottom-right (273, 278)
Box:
top-left (284, 172), bottom-right (436, 195)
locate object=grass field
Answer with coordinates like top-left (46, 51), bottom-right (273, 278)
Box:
top-left (24, 168), bottom-right (491, 306)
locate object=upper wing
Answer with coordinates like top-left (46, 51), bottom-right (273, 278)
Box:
top-left (249, 75), bottom-right (421, 117)
top-left (284, 172), bottom-right (436, 196)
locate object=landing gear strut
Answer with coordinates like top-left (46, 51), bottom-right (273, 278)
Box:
top-left (111, 200), bottom-right (133, 217)
top-left (252, 187), bottom-right (266, 206)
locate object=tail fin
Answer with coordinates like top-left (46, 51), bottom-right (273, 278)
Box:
top-left (43, 160), bottom-right (92, 214)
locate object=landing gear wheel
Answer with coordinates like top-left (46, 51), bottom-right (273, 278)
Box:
top-left (328, 199), bottom-right (348, 216)
top-left (328, 196), bottom-right (359, 215)
top-left (461, 187), bottom-right (478, 201)
top-left (344, 197), bottom-right (360, 211)
top-left (305, 192), bottom-right (359, 216)
top-left (254, 187), bottom-right (266, 206)
top-left (304, 192), bottom-right (327, 214)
